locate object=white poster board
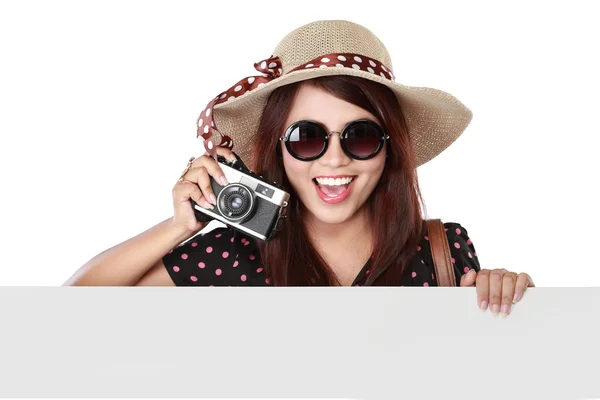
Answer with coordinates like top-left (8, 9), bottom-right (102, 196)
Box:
top-left (0, 287), bottom-right (598, 399)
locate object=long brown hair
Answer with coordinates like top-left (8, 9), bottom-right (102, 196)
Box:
top-left (249, 75), bottom-right (426, 286)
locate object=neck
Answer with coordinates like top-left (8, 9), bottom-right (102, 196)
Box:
top-left (303, 204), bottom-right (373, 256)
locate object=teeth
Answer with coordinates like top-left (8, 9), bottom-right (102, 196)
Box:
top-left (315, 177), bottom-right (354, 186)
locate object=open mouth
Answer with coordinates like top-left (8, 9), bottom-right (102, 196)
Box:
top-left (312, 176), bottom-right (357, 203)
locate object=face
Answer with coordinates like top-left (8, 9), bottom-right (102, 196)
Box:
top-left (280, 84), bottom-right (387, 225)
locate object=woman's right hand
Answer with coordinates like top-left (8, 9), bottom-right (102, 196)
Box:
top-left (171, 146), bottom-right (237, 234)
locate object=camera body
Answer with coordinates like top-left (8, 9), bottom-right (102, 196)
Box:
top-left (192, 156), bottom-right (290, 242)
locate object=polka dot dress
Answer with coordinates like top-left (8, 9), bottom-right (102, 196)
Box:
top-left (162, 222), bottom-right (480, 286)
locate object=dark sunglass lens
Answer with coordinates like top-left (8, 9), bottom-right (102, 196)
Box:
top-left (287, 123), bottom-right (326, 158)
top-left (344, 122), bottom-right (383, 157)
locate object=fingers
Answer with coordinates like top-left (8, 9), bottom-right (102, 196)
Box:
top-left (173, 179), bottom-right (212, 210)
top-left (170, 148), bottom-right (237, 233)
top-left (513, 273), bottom-right (534, 303)
top-left (178, 153), bottom-right (231, 208)
top-left (501, 272), bottom-right (517, 317)
top-left (187, 166), bottom-right (220, 205)
top-left (190, 154), bottom-right (229, 187)
top-left (475, 269), bottom-right (533, 318)
top-left (214, 146), bottom-right (237, 162)
top-left (476, 269), bottom-right (490, 311)
top-left (487, 269), bottom-right (504, 316)
top-left (460, 269), bottom-right (476, 287)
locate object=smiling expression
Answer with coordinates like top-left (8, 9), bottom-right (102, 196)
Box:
top-left (280, 83), bottom-right (387, 225)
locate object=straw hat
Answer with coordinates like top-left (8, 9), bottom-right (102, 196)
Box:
top-left (195, 19), bottom-right (473, 167)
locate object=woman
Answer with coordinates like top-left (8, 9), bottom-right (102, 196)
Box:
top-left (65, 20), bottom-right (534, 317)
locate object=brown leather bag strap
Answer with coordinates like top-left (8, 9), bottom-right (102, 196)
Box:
top-left (426, 219), bottom-right (456, 287)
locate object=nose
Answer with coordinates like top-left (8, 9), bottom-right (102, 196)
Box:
top-left (318, 132), bottom-right (351, 168)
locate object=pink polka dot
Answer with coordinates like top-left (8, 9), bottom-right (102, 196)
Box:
top-left (411, 272), bottom-right (417, 278)
top-left (215, 234), bottom-right (222, 238)
top-left (424, 236), bottom-right (429, 241)
top-left (198, 262), bottom-right (205, 269)
top-left (451, 257), bottom-right (456, 263)
top-left (464, 267), bottom-right (470, 273)
top-left (209, 285), bottom-right (214, 287)
top-left (421, 260), bottom-right (424, 264)
top-left (241, 274), bottom-right (247, 282)
top-left (454, 242), bottom-right (460, 249)
top-left (190, 276), bottom-right (198, 282)
top-left (249, 254), bottom-right (255, 261)
top-left (181, 253), bottom-right (188, 260)
top-left (432, 273), bottom-right (435, 280)
top-left (474, 252), bottom-right (477, 257)
top-left (236, 254), bottom-right (239, 259)
top-left (468, 252), bottom-right (472, 258)
top-left (230, 237), bottom-right (234, 243)
top-left (423, 282), bottom-right (429, 287)
top-left (416, 246), bottom-right (421, 251)
top-left (233, 261), bottom-right (239, 267)
top-left (173, 266), bottom-right (180, 272)
top-left (445, 228), bottom-right (448, 232)
top-left (222, 251), bottom-right (229, 258)
top-left (467, 239), bottom-right (472, 245)
top-left (265, 277), bottom-right (271, 284)
top-left (168, 250), bottom-right (173, 254)
top-left (215, 269), bottom-right (222, 276)
top-left (257, 267), bottom-right (263, 273)
top-left (191, 242), bottom-right (198, 247)
top-left (206, 247), bottom-right (213, 253)
top-left (456, 228), bottom-right (462, 235)
top-left (244, 242), bottom-right (249, 246)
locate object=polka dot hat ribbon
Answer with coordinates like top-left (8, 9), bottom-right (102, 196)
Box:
top-left (196, 52), bottom-right (395, 159)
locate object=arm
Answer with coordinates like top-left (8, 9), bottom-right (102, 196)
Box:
top-left (63, 217), bottom-right (206, 286)
top-left (65, 147), bottom-right (238, 286)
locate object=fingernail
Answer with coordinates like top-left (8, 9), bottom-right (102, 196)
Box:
top-left (491, 304), bottom-right (500, 316)
top-left (210, 194), bottom-right (217, 204)
top-left (480, 300), bottom-right (488, 311)
top-left (513, 293), bottom-right (521, 303)
top-left (501, 304), bottom-right (510, 317)
top-left (219, 176), bottom-right (228, 186)
top-left (203, 201), bottom-right (213, 209)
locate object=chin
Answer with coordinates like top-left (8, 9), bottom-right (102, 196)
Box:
top-left (303, 200), bottom-right (364, 225)
top-left (314, 209), bottom-right (354, 225)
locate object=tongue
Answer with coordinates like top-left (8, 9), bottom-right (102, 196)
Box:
top-left (319, 184), bottom-right (348, 197)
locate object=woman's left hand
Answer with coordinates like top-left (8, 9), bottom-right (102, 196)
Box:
top-left (460, 268), bottom-right (535, 317)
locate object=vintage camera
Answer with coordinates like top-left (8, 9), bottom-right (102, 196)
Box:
top-left (191, 155), bottom-right (290, 242)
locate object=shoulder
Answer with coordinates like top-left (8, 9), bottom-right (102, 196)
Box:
top-left (161, 224), bottom-right (268, 286)
top-left (439, 222), bottom-right (475, 249)
top-left (408, 221), bottom-right (481, 286)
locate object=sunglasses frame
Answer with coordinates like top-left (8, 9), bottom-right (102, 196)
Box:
top-left (279, 119), bottom-right (390, 161)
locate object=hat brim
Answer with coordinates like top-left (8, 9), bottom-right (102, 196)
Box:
top-left (211, 66), bottom-right (473, 167)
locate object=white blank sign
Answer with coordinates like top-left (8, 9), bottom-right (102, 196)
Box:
top-left (0, 287), bottom-right (598, 399)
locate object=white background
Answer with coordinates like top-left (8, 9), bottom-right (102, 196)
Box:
top-left (0, 0), bottom-right (598, 286)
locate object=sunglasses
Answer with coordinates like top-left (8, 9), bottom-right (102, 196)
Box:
top-left (279, 119), bottom-right (390, 161)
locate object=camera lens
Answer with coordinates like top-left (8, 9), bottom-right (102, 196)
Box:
top-left (230, 195), bottom-right (243, 209)
top-left (217, 184), bottom-right (255, 222)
